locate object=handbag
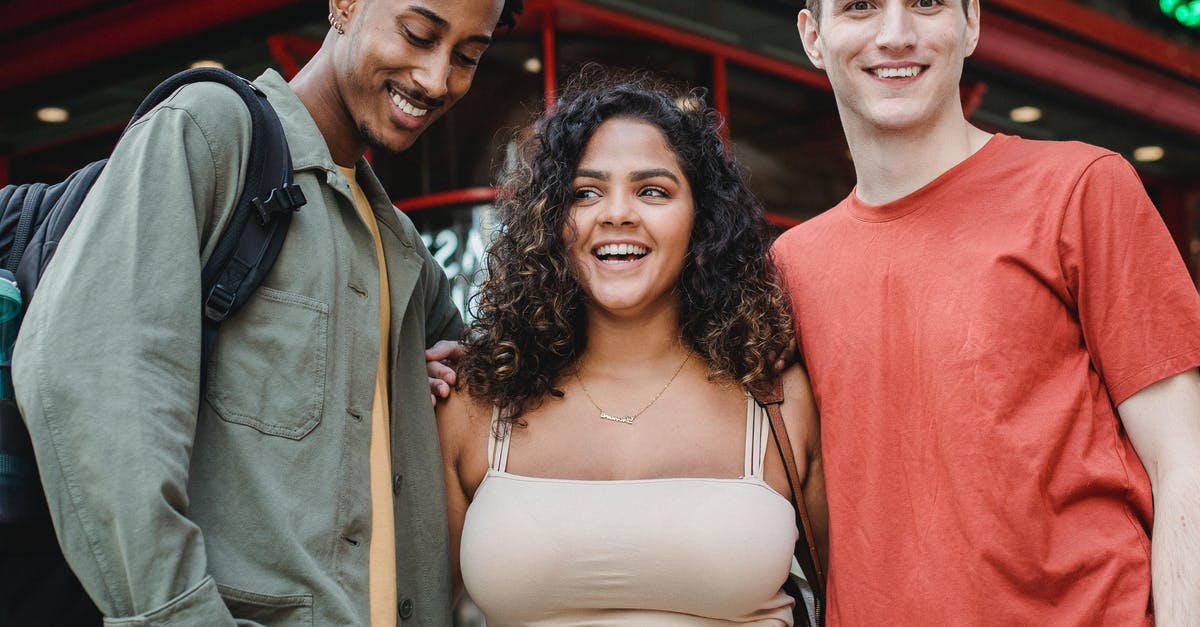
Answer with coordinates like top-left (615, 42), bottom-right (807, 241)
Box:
top-left (753, 380), bottom-right (825, 627)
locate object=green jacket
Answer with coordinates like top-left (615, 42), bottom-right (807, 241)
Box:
top-left (13, 70), bottom-right (461, 626)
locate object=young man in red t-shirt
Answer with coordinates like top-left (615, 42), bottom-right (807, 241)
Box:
top-left (772, 1), bottom-right (1200, 624)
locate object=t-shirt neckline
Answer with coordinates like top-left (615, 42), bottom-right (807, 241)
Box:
top-left (845, 133), bottom-right (1011, 223)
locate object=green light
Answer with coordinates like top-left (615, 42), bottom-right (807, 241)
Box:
top-left (1162, 0), bottom-right (1200, 28)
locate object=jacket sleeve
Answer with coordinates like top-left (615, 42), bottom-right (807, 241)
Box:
top-left (12, 88), bottom-right (249, 625)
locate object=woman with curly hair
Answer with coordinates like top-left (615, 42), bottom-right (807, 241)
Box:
top-left (437, 70), bottom-right (826, 625)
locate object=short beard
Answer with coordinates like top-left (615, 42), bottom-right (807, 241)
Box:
top-left (358, 121), bottom-right (411, 156)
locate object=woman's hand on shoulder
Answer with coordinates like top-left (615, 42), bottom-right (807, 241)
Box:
top-left (427, 340), bottom-right (464, 406)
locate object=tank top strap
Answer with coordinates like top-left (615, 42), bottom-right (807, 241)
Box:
top-left (487, 406), bottom-right (514, 472)
top-left (744, 395), bottom-right (770, 479)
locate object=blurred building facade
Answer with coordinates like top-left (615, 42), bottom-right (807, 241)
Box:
top-left (2, 0), bottom-right (1199, 303)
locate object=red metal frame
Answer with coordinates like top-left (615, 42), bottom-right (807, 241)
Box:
top-left (765, 212), bottom-right (801, 229)
top-left (5, 0), bottom-right (1199, 250)
top-left (266, 33), bottom-right (321, 81)
top-left (4, 0), bottom-right (105, 32)
top-left (712, 55), bottom-right (730, 138)
top-left (986, 0), bottom-right (1200, 83)
top-left (393, 187), bottom-right (498, 213)
top-left (524, 0), bottom-right (1200, 140)
top-left (0, 0), bottom-right (299, 91)
top-left (393, 0), bottom-right (822, 219)
top-left (542, 8), bottom-right (558, 110)
top-left (973, 11), bottom-right (1200, 138)
top-left (391, 0), bottom-right (1200, 239)
top-left (531, 0), bottom-right (831, 92)
top-left (4, 0), bottom-right (1198, 139)
top-left (391, 183), bottom-right (799, 228)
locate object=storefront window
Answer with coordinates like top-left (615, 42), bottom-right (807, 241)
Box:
top-left (725, 63), bottom-right (853, 221)
top-left (556, 35), bottom-right (712, 97)
top-left (409, 203), bottom-right (498, 321)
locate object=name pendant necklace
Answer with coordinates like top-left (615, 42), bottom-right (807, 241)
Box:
top-left (575, 351), bottom-right (692, 424)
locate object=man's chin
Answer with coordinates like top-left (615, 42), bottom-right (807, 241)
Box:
top-left (359, 123), bottom-right (421, 156)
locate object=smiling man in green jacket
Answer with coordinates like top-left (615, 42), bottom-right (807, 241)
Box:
top-left (13, 1), bottom-right (521, 625)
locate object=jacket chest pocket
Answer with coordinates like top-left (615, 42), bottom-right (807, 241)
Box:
top-left (206, 286), bottom-right (329, 439)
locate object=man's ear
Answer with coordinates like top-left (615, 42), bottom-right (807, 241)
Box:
top-left (798, 9), bottom-right (825, 70)
top-left (331, 0), bottom-right (357, 28)
top-left (963, 0), bottom-right (982, 58)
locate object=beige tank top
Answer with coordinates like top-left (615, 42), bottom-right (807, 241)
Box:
top-left (460, 397), bottom-right (799, 626)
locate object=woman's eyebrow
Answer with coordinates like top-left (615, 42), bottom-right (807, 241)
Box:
top-left (630, 168), bottom-right (679, 183)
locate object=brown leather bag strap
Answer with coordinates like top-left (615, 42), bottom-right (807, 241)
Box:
top-left (753, 379), bottom-right (825, 624)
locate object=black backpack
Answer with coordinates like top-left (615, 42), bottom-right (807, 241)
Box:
top-left (0, 67), bottom-right (306, 625)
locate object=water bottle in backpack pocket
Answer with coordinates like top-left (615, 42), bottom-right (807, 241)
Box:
top-left (0, 269), bottom-right (38, 523)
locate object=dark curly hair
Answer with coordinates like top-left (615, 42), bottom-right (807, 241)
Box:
top-left (460, 68), bottom-right (794, 423)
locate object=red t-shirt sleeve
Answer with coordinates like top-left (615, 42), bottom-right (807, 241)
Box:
top-left (1059, 153), bottom-right (1200, 405)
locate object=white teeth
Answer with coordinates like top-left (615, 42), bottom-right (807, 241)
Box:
top-left (390, 90), bottom-right (428, 117)
top-left (595, 243), bottom-right (648, 257)
top-left (873, 66), bottom-right (921, 78)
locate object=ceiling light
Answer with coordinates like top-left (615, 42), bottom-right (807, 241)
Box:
top-left (1133, 145), bottom-right (1165, 162)
top-left (522, 57), bottom-right (542, 74)
top-left (190, 59), bottom-right (225, 69)
top-left (1008, 106), bottom-right (1042, 123)
top-left (36, 107), bottom-right (69, 123)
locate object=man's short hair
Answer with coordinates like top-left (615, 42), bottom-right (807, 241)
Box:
top-left (806, 0), bottom-right (970, 22)
top-left (499, 0), bottom-right (524, 32)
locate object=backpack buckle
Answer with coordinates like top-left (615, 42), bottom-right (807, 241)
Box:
top-left (251, 183), bottom-right (306, 225)
top-left (204, 282), bottom-right (237, 322)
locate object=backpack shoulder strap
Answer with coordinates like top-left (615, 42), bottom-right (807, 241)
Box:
top-left (135, 68), bottom-right (306, 380)
top-left (4, 183), bottom-right (48, 275)
top-left (752, 379), bottom-right (825, 626)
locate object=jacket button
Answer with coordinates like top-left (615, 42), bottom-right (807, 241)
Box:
top-left (392, 474), bottom-right (402, 495)
top-left (398, 598), bottom-right (414, 620)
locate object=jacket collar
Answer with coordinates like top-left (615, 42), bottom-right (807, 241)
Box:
top-left (253, 69), bottom-right (342, 175)
top-left (252, 70), bottom-right (417, 250)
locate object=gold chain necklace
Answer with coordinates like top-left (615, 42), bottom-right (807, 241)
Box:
top-left (575, 351), bottom-right (693, 424)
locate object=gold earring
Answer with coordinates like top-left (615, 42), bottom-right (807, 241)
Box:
top-left (327, 12), bottom-right (345, 35)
